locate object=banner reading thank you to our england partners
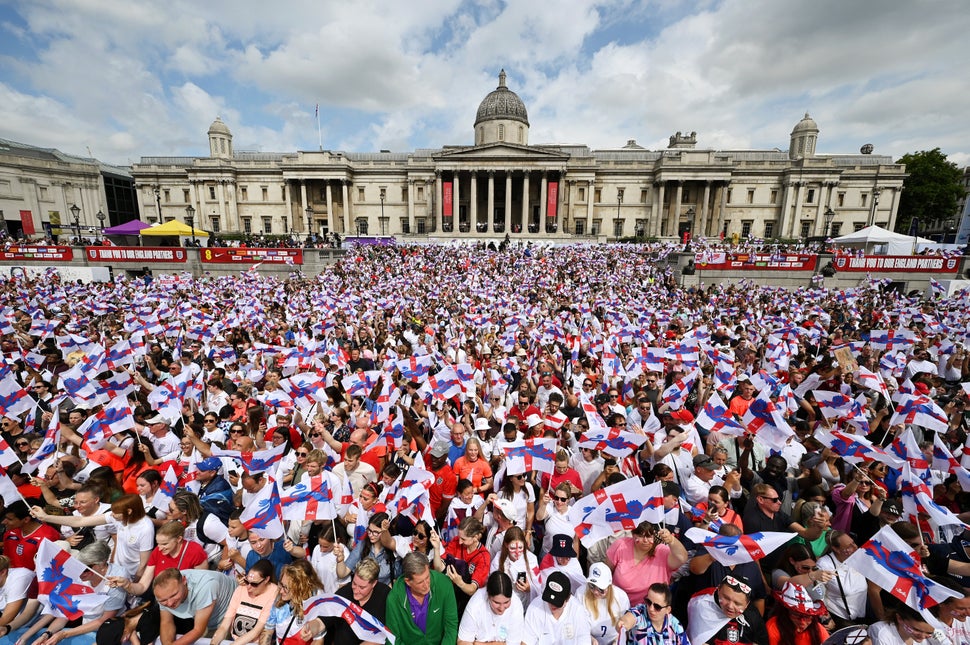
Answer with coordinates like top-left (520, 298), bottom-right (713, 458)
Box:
top-left (833, 254), bottom-right (960, 273)
top-left (85, 246), bottom-right (186, 263)
top-left (695, 252), bottom-right (817, 271)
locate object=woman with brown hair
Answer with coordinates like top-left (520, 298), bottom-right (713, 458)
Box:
top-left (489, 526), bottom-right (540, 608)
top-left (606, 520), bottom-right (688, 606)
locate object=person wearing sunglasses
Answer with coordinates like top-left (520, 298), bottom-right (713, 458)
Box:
top-left (618, 581), bottom-right (689, 645)
top-left (209, 558), bottom-right (278, 645)
top-left (688, 574), bottom-right (768, 645)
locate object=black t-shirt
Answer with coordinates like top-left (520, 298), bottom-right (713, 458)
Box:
top-left (323, 580), bottom-right (390, 645)
top-left (709, 606), bottom-right (769, 645)
top-left (741, 506), bottom-right (792, 534)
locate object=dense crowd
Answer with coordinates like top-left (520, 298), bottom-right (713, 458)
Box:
top-left (0, 243), bottom-right (969, 645)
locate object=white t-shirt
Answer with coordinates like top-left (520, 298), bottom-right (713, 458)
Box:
top-left (0, 567), bottom-right (34, 612)
top-left (104, 515), bottom-right (155, 577)
top-left (491, 550), bottom-right (542, 608)
top-left (569, 453), bottom-right (604, 494)
top-left (869, 620), bottom-right (949, 645)
top-left (523, 596), bottom-right (594, 645)
top-left (185, 514), bottom-right (229, 559)
top-left (310, 545), bottom-right (348, 594)
top-left (541, 503), bottom-right (575, 555)
top-left (457, 588), bottom-right (525, 644)
top-left (575, 585), bottom-right (630, 645)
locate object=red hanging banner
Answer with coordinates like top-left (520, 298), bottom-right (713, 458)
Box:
top-left (546, 182), bottom-right (558, 219)
top-left (19, 210), bottom-right (35, 236)
top-left (443, 182), bottom-right (453, 218)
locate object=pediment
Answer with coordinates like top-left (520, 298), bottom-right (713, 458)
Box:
top-left (435, 142), bottom-right (569, 161)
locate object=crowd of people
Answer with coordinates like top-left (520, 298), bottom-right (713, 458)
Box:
top-left (0, 242), bottom-right (969, 645)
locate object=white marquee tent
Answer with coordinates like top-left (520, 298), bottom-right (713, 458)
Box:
top-left (831, 225), bottom-right (933, 255)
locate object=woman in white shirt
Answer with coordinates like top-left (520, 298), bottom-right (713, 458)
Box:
top-left (490, 526), bottom-right (542, 609)
top-left (535, 483), bottom-right (574, 555)
top-left (457, 571), bottom-right (525, 645)
top-left (578, 563), bottom-right (630, 645)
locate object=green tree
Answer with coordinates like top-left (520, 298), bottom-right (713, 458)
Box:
top-left (894, 148), bottom-right (966, 235)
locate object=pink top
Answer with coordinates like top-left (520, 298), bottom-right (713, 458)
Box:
top-left (220, 582), bottom-right (279, 641)
top-left (830, 484), bottom-right (857, 533)
top-left (607, 537), bottom-right (676, 606)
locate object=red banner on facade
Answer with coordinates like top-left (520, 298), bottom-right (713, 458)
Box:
top-left (442, 182), bottom-right (453, 218)
top-left (85, 246), bottom-right (187, 263)
top-left (19, 210), bottom-right (35, 236)
top-left (832, 254), bottom-right (960, 274)
top-left (695, 252), bottom-right (817, 271)
top-left (0, 245), bottom-right (73, 261)
top-left (547, 182), bottom-right (558, 219)
top-left (200, 248), bottom-right (304, 265)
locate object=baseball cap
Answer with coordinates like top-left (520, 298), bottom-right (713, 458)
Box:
top-left (542, 571), bottom-right (571, 607)
top-left (195, 457), bottom-right (222, 472)
top-left (429, 441), bottom-right (451, 458)
top-left (493, 498), bottom-right (516, 522)
top-left (693, 454), bottom-right (716, 470)
top-left (144, 413), bottom-right (170, 425)
top-left (587, 562), bottom-right (613, 590)
top-left (549, 534), bottom-right (576, 558)
top-left (669, 409), bottom-right (695, 423)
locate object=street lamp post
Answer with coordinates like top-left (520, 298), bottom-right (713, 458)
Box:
top-left (185, 204), bottom-right (197, 246)
top-left (305, 207), bottom-right (313, 245)
top-left (152, 186), bottom-right (161, 220)
top-left (69, 203), bottom-right (81, 245)
top-left (823, 207), bottom-right (836, 241)
top-left (379, 187), bottom-right (386, 236)
top-left (96, 209), bottom-right (106, 237)
top-left (614, 193), bottom-right (622, 242)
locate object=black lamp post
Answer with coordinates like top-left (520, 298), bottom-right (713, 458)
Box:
top-left (96, 209), bottom-right (106, 237)
top-left (69, 203), bottom-right (81, 244)
top-left (823, 207), bottom-right (836, 239)
top-left (379, 188), bottom-right (386, 236)
top-left (305, 206), bottom-right (313, 244)
top-left (614, 192), bottom-right (622, 242)
top-left (185, 204), bottom-right (196, 246)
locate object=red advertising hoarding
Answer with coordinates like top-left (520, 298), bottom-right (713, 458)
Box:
top-left (200, 248), bottom-right (304, 265)
top-left (832, 254), bottom-right (960, 274)
top-left (695, 252), bottom-right (817, 271)
top-left (442, 182), bottom-right (453, 218)
top-left (0, 245), bottom-right (73, 261)
top-left (85, 246), bottom-right (187, 263)
top-left (546, 182), bottom-right (558, 219)
top-left (19, 210), bottom-right (35, 236)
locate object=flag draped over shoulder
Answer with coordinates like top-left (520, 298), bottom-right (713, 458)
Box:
top-left (303, 594), bottom-right (395, 643)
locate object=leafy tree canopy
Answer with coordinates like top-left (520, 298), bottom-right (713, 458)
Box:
top-left (894, 148), bottom-right (965, 234)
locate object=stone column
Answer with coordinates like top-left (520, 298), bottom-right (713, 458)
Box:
top-left (504, 172), bottom-right (512, 234)
top-left (586, 179), bottom-right (594, 229)
top-left (539, 172), bottom-right (548, 225)
top-left (299, 181), bottom-right (309, 234)
top-left (325, 181), bottom-right (334, 234)
top-left (487, 171), bottom-right (495, 234)
top-left (470, 171), bottom-right (479, 231)
top-left (670, 181), bottom-right (683, 238)
top-left (196, 181), bottom-right (207, 229)
top-left (521, 171), bottom-right (530, 233)
top-left (341, 180), bottom-right (351, 234)
top-left (718, 182), bottom-right (729, 237)
top-left (282, 181), bottom-right (291, 235)
top-left (651, 182), bottom-right (662, 238)
top-left (887, 187), bottom-right (900, 230)
top-left (779, 181), bottom-right (793, 238)
top-left (435, 172), bottom-right (443, 231)
top-left (217, 181), bottom-right (231, 230)
top-left (406, 179), bottom-right (415, 234)
top-left (814, 184), bottom-right (828, 236)
top-left (792, 182), bottom-right (805, 238)
top-left (425, 179), bottom-right (434, 231)
top-left (453, 171), bottom-right (461, 231)
top-left (700, 181), bottom-right (711, 238)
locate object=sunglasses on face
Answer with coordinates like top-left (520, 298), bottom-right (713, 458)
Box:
top-left (646, 601), bottom-right (668, 611)
top-left (229, 430), bottom-right (244, 435)
top-left (554, 496), bottom-right (569, 502)
top-left (242, 578), bottom-right (265, 586)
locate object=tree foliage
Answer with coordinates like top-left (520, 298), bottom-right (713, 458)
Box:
top-left (894, 148), bottom-right (965, 234)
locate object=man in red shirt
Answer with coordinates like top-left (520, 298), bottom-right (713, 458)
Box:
top-left (427, 441), bottom-right (457, 525)
top-left (507, 392), bottom-right (541, 434)
top-left (2, 500), bottom-right (60, 569)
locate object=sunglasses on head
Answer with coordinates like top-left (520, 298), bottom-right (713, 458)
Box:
top-left (723, 575), bottom-right (752, 595)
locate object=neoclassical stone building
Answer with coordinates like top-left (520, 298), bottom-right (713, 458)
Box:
top-left (131, 70), bottom-right (905, 242)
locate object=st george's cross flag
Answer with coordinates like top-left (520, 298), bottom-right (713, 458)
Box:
top-left (303, 594), bottom-right (395, 644)
top-left (890, 394), bottom-right (950, 433)
top-left (21, 406), bottom-right (61, 475)
top-left (578, 427), bottom-right (649, 459)
top-left (661, 369), bottom-right (698, 411)
top-left (35, 539), bottom-right (107, 620)
top-left (685, 528), bottom-right (794, 566)
top-left (845, 524), bottom-right (961, 610)
top-left (931, 434), bottom-right (970, 491)
top-left (817, 427), bottom-right (904, 467)
top-left (503, 437), bottom-right (557, 476)
top-left (151, 465), bottom-right (179, 513)
top-left (569, 479), bottom-right (664, 546)
top-left (282, 471), bottom-right (352, 521)
top-left (696, 391), bottom-right (746, 436)
top-left (211, 443), bottom-right (286, 476)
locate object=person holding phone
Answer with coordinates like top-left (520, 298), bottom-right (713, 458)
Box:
top-left (490, 526), bottom-right (541, 609)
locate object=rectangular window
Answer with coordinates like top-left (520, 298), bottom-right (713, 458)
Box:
top-left (417, 186), bottom-right (424, 201)
top-left (575, 219), bottom-right (585, 235)
top-left (262, 216), bottom-right (272, 233)
top-left (727, 188), bottom-right (733, 203)
top-left (640, 189), bottom-right (648, 203)
top-left (209, 186), bottom-right (216, 200)
top-left (261, 187), bottom-right (268, 201)
top-left (770, 189), bottom-right (778, 204)
top-left (242, 218), bottom-right (251, 233)
top-left (722, 220), bottom-right (730, 237)
top-left (498, 124), bottom-right (505, 141)
top-left (837, 192), bottom-right (845, 207)
top-left (807, 188), bottom-right (815, 203)
top-left (747, 189), bottom-right (755, 204)
top-left (613, 219), bottom-right (624, 238)
top-left (854, 222), bottom-right (865, 232)
top-left (416, 218), bottom-right (426, 234)
top-left (635, 219), bottom-right (647, 237)
top-left (764, 221), bottom-right (775, 238)
top-left (240, 187), bottom-right (248, 201)
top-left (183, 189), bottom-right (190, 202)
top-left (741, 220), bottom-right (752, 237)
top-left (401, 218), bottom-right (410, 234)
top-left (39, 186), bottom-right (49, 200)
top-left (831, 222), bottom-right (842, 236)
top-left (402, 187), bottom-right (408, 202)
top-left (591, 219), bottom-right (601, 235)
top-left (210, 216), bottom-right (220, 233)
top-left (594, 188), bottom-right (602, 203)
top-left (163, 189), bottom-right (170, 203)
top-left (800, 221), bottom-right (811, 238)
top-left (860, 192), bottom-right (868, 207)
top-left (358, 187), bottom-right (365, 202)
top-left (578, 187), bottom-right (586, 201)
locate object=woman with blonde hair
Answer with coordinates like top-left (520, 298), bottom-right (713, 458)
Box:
top-left (263, 560), bottom-right (324, 645)
top-left (582, 563), bottom-right (630, 645)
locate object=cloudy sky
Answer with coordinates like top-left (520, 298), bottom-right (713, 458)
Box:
top-left (1, 0), bottom-right (968, 168)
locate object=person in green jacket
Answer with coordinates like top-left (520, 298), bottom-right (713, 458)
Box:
top-left (385, 551), bottom-right (458, 645)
